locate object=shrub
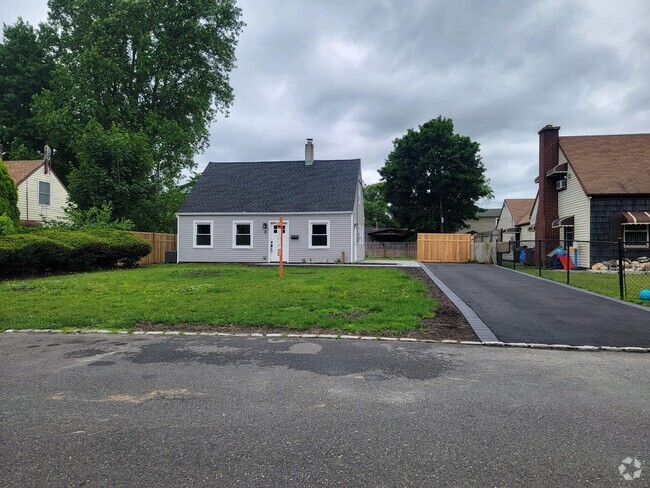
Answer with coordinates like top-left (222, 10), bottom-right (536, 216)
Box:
top-left (0, 229), bottom-right (151, 275)
top-left (0, 214), bottom-right (16, 236)
top-left (0, 160), bottom-right (20, 227)
top-left (0, 233), bottom-right (71, 274)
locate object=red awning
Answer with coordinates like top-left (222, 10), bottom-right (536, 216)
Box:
top-left (552, 216), bottom-right (574, 228)
top-left (620, 211), bottom-right (650, 224)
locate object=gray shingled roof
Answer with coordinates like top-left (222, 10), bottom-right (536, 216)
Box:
top-left (178, 159), bottom-right (361, 213)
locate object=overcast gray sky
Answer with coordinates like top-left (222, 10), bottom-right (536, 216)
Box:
top-left (3, 0), bottom-right (649, 207)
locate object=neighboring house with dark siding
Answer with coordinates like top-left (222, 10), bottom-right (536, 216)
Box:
top-left (534, 125), bottom-right (650, 267)
top-left (176, 140), bottom-right (365, 263)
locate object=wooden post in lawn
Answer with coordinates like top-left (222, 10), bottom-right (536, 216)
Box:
top-left (278, 216), bottom-right (284, 278)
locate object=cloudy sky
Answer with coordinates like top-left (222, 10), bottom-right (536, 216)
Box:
top-left (3, 0), bottom-right (649, 207)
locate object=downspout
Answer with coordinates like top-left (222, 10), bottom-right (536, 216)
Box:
top-left (350, 214), bottom-right (354, 263)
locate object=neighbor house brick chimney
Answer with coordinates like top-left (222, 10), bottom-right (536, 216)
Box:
top-left (305, 138), bottom-right (314, 166)
top-left (535, 125), bottom-right (560, 249)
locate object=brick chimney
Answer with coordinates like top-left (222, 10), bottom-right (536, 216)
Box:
top-left (305, 138), bottom-right (314, 166)
top-left (535, 125), bottom-right (560, 249)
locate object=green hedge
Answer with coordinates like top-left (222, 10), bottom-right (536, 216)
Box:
top-left (0, 229), bottom-right (151, 275)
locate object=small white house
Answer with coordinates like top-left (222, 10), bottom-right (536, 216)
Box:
top-left (176, 140), bottom-right (365, 263)
top-left (5, 157), bottom-right (68, 224)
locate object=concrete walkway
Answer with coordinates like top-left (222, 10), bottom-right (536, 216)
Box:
top-left (423, 263), bottom-right (650, 347)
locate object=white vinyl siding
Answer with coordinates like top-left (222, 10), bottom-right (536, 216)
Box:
top-left (496, 204), bottom-right (514, 235)
top-left (308, 221), bottom-right (330, 248)
top-left (528, 196), bottom-right (538, 240)
top-left (193, 221), bottom-right (213, 248)
top-left (558, 164), bottom-right (591, 267)
top-left (16, 166), bottom-right (68, 221)
top-left (353, 176), bottom-right (365, 261)
top-left (178, 213), bottom-right (356, 263)
top-left (232, 221), bottom-right (253, 248)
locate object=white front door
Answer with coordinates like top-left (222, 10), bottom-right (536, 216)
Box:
top-left (269, 221), bottom-right (288, 262)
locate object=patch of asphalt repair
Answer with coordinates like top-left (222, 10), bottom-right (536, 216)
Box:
top-left (123, 336), bottom-right (455, 381)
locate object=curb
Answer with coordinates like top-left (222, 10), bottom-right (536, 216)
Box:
top-left (418, 263), bottom-right (499, 342)
top-left (1, 329), bottom-right (648, 353)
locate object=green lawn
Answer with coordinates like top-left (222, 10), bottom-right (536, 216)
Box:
top-left (513, 266), bottom-right (650, 306)
top-left (0, 264), bottom-right (436, 332)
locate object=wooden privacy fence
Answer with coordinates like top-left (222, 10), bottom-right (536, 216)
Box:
top-left (417, 233), bottom-right (472, 262)
top-left (131, 232), bottom-right (177, 265)
top-left (365, 242), bottom-right (417, 258)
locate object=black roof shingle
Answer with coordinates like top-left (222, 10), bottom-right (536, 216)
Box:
top-left (178, 159), bottom-right (361, 213)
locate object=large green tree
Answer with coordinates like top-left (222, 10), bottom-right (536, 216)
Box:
top-left (0, 19), bottom-right (54, 160)
top-left (364, 182), bottom-right (396, 228)
top-left (31, 0), bottom-right (243, 231)
top-left (379, 116), bottom-right (493, 233)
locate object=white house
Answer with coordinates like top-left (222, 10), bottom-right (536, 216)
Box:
top-left (5, 157), bottom-right (68, 224)
top-left (176, 140), bottom-right (365, 263)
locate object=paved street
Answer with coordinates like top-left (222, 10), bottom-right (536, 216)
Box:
top-left (424, 263), bottom-right (650, 347)
top-left (1, 333), bottom-right (648, 487)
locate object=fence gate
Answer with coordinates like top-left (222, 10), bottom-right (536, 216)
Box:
top-left (417, 233), bottom-right (472, 262)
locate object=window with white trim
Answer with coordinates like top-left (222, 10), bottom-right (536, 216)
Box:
top-left (38, 181), bottom-right (51, 206)
top-left (194, 221), bottom-right (213, 247)
top-left (309, 221), bottom-right (329, 248)
top-left (233, 221), bottom-right (253, 248)
top-left (624, 224), bottom-right (649, 248)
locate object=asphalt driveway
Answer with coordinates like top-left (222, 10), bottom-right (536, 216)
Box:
top-left (423, 263), bottom-right (650, 347)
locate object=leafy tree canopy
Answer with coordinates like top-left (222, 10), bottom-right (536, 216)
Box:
top-left (0, 0), bottom-right (245, 232)
top-left (0, 19), bottom-right (54, 160)
top-left (34, 0), bottom-right (243, 186)
top-left (379, 116), bottom-right (493, 233)
top-left (364, 182), bottom-right (396, 229)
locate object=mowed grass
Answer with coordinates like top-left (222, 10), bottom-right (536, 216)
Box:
top-left (0, 264), bottom-right (436, 332)
top-left (514, 266), bottom-right (650, 306)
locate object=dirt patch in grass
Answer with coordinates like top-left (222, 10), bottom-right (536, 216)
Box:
top-left (185, 270), bottom-right (223, 277)
top-left (136, 267), bottom-right (478, 342)
top-left (329, 310), bottom-right (368, 320)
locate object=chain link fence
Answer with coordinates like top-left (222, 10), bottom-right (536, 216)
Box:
top-left (497, 239), bottom-right (650, 305)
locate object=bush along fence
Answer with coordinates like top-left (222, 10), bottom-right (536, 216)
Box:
top-left (497, 239), bottom-right (650, 305)
top-left (0, 229), bottom-right (151, 276)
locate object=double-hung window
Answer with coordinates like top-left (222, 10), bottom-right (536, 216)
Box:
top-left (38, 181), bottom-right (51, 206)
top-left (194, 221), bottom-right (213, 248)
top-left (309, 221), bottom-right (330, 248)
top-left (624, 224), bottom-right (649, 248)
top-left (233, 221), bottom-right (253, 248)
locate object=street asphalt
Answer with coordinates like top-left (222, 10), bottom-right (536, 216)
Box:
top-left (423, 263), bottom-right (650, 347)
top-left (1, 332), bottom-right (648, 487)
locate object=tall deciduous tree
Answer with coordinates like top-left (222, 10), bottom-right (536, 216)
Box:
top-left (0, 19), bottom-right (54, 160)
top-left (379, 116), bottom-right (492, 233)
top-left (32, 0), bottom-right (244, 231)
top-left (364, 182), bottom-right (396, 228)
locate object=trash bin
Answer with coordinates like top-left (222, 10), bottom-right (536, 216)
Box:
top-left (165, 251), bottom-right (177, 264)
